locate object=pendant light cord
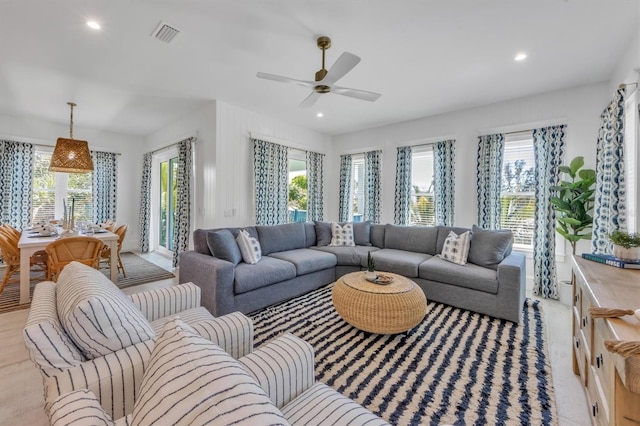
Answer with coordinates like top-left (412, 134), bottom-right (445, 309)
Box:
top-left (67, 102), bottom-right (76, 139)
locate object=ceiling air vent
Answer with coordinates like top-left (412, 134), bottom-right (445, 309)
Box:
top-left (151, 21), bottom-right (180, 44)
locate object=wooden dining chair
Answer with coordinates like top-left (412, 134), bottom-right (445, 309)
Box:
top-left (0, 223), bottom-right (49, 272)
top-left (45, 236), bottom-right (104, 281)
top-left (100, 224), bottom-right (128, 277)
top-left (0, 231), bottom-right (21, 294)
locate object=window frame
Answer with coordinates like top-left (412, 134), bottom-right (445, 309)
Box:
top-left (409, 145), bottom-right (435, 227)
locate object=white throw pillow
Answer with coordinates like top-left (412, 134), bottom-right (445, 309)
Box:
top-left (236, 229), bottom-right (262, 264)
top-left (438, 231), bottom-right (471, 265)
top-left (329, 222), bottom-right (355, 246)
top-left (131, 317), bottom-right (289, 426)
top-left (56, 262), bottom-right (155, 359)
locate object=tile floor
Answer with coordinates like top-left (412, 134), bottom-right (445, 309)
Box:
top-left (0, 252), bottom-right (591, 425)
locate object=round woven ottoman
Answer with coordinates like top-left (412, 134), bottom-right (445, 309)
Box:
top-left (332, 271), bottom-right (427, 334)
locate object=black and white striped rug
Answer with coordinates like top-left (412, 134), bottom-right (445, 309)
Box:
top-left (250, 284), bottom-right (557, 426)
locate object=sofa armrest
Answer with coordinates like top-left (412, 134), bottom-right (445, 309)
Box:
top-left (178, 250), bottom-right (236, 316)
top-left (128, 282), bottom-right (202, 322)
top-left (44, 340), bottom-right (154, 421)
top-left (239, 333), bottom-right (315, 409)
top-left (190, 311), bottom-right (254, 359)
top-left (496, 251), bottom-right (527, 322)
top-left (48, 389), bottom-right (120, 425)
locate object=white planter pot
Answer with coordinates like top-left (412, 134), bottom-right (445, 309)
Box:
top-left (558, 280), bottom-right (572, 306)
top-left (613, 245), bottom-right (640, 261)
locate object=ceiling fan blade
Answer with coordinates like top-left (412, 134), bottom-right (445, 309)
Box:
top-left (331, 85), bottom-right (381, 102)
top-left (256, 72), bottom-right (316, 89)
top-left (299, 91), bottom-right (322, 108)
top-left (321, 52), bottom-right (361, 86)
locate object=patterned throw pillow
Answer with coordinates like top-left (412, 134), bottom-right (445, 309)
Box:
top-left (438, 231), bottom-right (471, 265)
top-left (131, 318), bottom-right (288, 426)
top-left (236, 229), bottom-right (262, 264)
top-left (329, 222), bottom-right (355, 246)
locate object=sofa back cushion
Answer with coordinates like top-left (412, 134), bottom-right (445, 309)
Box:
top-left (304, 222), bottom-right (317, 247)
top-left (370, 224), bottom-right (386, 248)
top-left (314, 221), bottom-right (372, 246)
top-left (56, 262), bottom-right (155, 359)
top-left (257, 222), bottom-right (306, 255)
top-left (384, 224), bottom-right (439, 254)
top-left (23, 281), bottom-right (84, 376)
top-left (206, 229), bottom-right (242, 265)
top-left (467, 225), bottom-right (514, 270)
top-left (194, 227), bottom-right (258, 256)
top-left (131, 318), bottom-right (288, 426)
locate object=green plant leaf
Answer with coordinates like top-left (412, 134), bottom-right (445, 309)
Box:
top-left (578, 169), bottom-right (596, 181)
top-left (558, 165), bottom-right (572, 175)
top-left (558, 217), bottom-right (581, 226)
top-left (569, 156), bottom-right (584, 175)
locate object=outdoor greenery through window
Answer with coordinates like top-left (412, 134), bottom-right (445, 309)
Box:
top-left (350, 155), bottom-right (365, 222)
top-left (288, 154), bottom-right (307, 223)
top-left (410, 146), bottom-right (435, 226)
top-left (500, 137), bottom-right (535, 248)
top-left (32, 150), bottom-right (93, 224)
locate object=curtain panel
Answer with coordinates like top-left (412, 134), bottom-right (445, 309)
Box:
top-left (91, 151), bottom-right (118, 225)
top-left (253, 139), bottom-right (289, 225)
top-left (532, 125), bottom-right (566, 299)
top-left (306, 150), bottom-right (324, 222)
top-left (394, 146), bottom-right (412, 225)
top-left (364, 150), bottom-right (382, 223)
top-left (138, 152), bottom-right (153, 253)
top-left (476, 134), bottom-right (505, 229)
top-left (433, 140), bottom-right (456, 226)
top-left (0, 140), bottom-right (34, 229)
top-left (592, 88), bottom-right (627, 254)
top-left (173, 137), bottom-right (195, 267)
top-left (338, 154), bottom-right (352, 222)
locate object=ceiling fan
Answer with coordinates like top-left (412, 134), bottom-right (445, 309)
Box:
top-left (256, 36), bottom-right (381, 108)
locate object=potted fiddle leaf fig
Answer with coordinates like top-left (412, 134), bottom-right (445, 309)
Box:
top-left (550, 156), bottom-right (596, 255)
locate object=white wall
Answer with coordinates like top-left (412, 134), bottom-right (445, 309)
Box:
top-left (331, 82), bottom-right (611, 283)
top-left (0, 112), bottom-right (146, 252)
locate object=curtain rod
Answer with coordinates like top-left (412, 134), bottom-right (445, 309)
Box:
top-left (150, 135), bottom-right (197, 155)
top-left (33, 142), bottom-right (122, 155)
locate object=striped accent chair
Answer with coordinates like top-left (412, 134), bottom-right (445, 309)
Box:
top-left (23, 262), bottom-right (254, 420)
top-left (47, 319), bottom-right (389, 426)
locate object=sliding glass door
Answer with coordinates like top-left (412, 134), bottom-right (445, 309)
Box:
top-left (153, 148), bottom-right (178, 256)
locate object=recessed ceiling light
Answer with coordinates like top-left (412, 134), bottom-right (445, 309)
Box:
top-left (87, 21), bottom-right (101, 30)
top-left (515, 52), bottom-right (527, 61)
top-left (316, 112), bottom-right (324, 118)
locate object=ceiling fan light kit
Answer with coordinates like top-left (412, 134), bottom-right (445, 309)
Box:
top-left (257, 35), bottom-right (381, 108)
top-left (49, 102), bottom-right (94, 173)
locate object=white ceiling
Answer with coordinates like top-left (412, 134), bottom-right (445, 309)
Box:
top-left (0, 0), bottom-right (638, 137)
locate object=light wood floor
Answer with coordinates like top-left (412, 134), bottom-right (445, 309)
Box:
top-left (0, 252), bottom-right (590, 425)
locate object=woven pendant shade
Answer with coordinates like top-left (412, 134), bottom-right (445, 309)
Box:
top-left (49, 102), bottom-right (94, 173)
top-left (50, 138), bottom-right (94, 173)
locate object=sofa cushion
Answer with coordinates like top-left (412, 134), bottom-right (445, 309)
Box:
top-left (419, 256), bottom-right (499, 294)
top-left (56, 262), bottom-right (155, 359)
top-left (367, 249), bottom-right (432, 278)
top-left (257, 222), bottom-right (306, 255)
top-left (131, 318), bottom-right (288, 426)
top-left (438, 230), bottom-right (471, 265)
top-left (436, 226), bottom-right (470, 254)
top-left (384, 224), bottom-right (438, 254)
top-left (311, 245), bottom-right (380, 266)
top-left (467, 225), bottom-right (514, 270)
top-left (268, 248), bottom-right (337, 275)
top-left (234, 256), bottom-right (297, 294)
top-left (206, 229), bottom-right (242, 265)
top-left (315, 221), bottom-right (372, 246)
top-left (237, 229), bottom-right (262, 264)
top-left (329, 222), bottom-right (355, 246)
top-left (370, 224), bottom-right (385, 248)
top-left (304, 222), bottom-right (317, 247)
top-left (194, 227), bottom-right (258, 256)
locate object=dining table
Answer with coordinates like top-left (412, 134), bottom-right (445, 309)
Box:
top-left (17, 230), bottom-right (119, 304)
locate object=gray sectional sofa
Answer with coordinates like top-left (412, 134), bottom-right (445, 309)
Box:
top-left (178, 221), bottom-right (526, 323)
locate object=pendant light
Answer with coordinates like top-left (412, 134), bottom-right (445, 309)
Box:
top-left (49, 102), bottom-right (94, 173)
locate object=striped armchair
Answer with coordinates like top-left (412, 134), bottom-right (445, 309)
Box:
top-left (47, 332), bottom-right (389, 426)
top-left (23, 264), bottom-right (253, 421)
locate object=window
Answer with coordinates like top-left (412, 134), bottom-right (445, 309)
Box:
top-left (624, 90), bottom-right (638, 231)
top-left (288, 151), bottom-right (307, 223)
top-left (500, 136), bottom-right (535, 248)
top-left (349, 155), bottom-right (365, 222)
top-left (32, 150), bottom-right (93, 223)
top-left (159, 156), bottom-right (178, 251)
top-left (410, 146), bottom-right (435, 226)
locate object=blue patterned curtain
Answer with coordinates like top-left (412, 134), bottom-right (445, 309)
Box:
top-left (306, 150), bottom-right (324, 221)
top-left (433, 140), bottom-right (455, 226)
top-left (91, 151), bottom-right (118, 225)
top-left (476, 134), bottom-right (505, 229)
top-left (592, 89), bottom-right (626, 254)
top-left (173, 137), bottom-right (195, 267)
top-left (139, 152), bottom-right (152, 253)
top-left (364, 150), bottom-right (382, 223)
top-left (532, 125), bottom-right (566, 299)
top-left (0, 140), bottom-right (34, 229)
top-left (253, 139), bottom-right (289, 225)
top-left (338, 154), bottom-right (352, 222)
top-left (394, 146), bottom-right (412, 225)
